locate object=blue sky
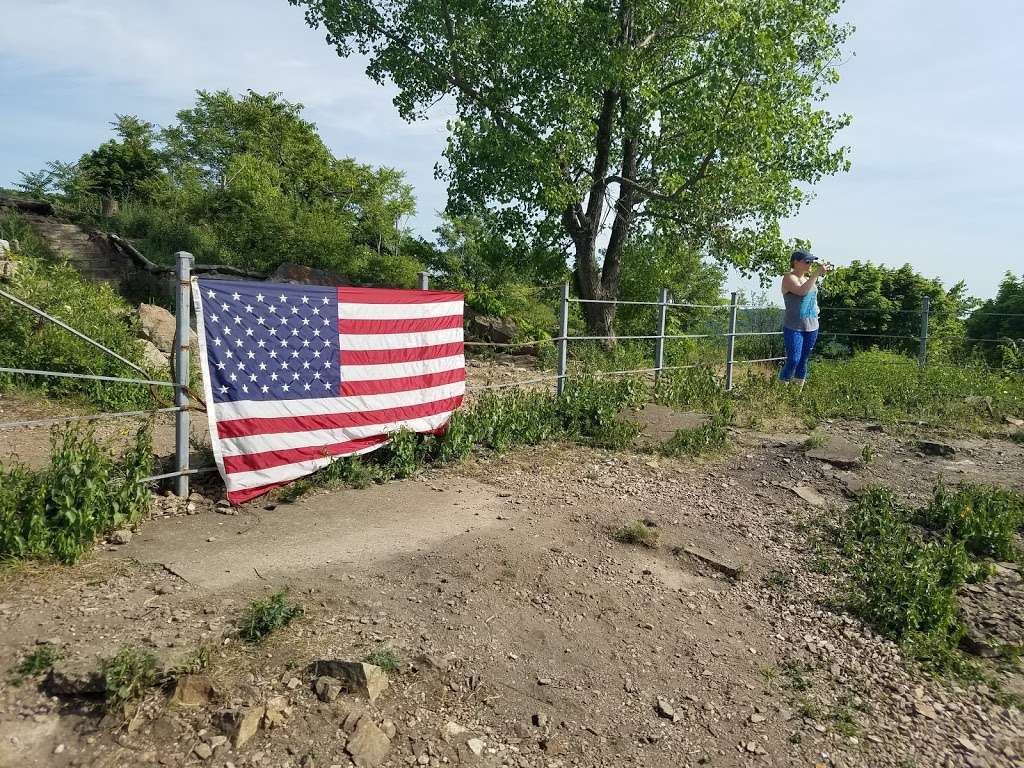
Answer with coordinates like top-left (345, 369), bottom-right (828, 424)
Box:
top-left (1, 0), bottom-right (1021, 300)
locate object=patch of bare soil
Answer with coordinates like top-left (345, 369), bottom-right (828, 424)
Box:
top-left (1, 422), bottom-right (1023, 768)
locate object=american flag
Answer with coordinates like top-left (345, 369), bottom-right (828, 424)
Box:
top-left (192, 278), bottom-right (465, 504)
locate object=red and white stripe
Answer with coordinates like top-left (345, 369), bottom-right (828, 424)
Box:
top-left (198, 285), bottom-right (464, 504)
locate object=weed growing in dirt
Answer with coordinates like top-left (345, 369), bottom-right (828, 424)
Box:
top-left (103, 646), bottom-right (158, 710)
top-left (11, 644), bottom-right (62, 683)
top-left (173, 644), bottom-right (213, 675)
top-left (861, 444), bottom-right (875, 464)
top-left (915, 483), bottom-right (1024, 562)
top-left (763, 570), bottom-right (795, 592)
top-left (780, 659), bottom-right (814, 692)
top-left (611, 520), bottom-right (659, 548)
top-left (841, 487), bottom-right (977, 675)
top-left (658, 403), bottom-right (733, 458)
top-left (803, 431), bottom-right (827, 449)
top-left (363, 645), bottom-right (400, 673)
top-left (0, 425), bottom-right (153, 564)
top-left (238, 588), bottom-right (303, 643)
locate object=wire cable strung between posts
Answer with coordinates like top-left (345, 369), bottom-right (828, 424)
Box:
top-left (0, 406), bottom-right (184, 432)
top-left (138, 466), bottom-right (219, 485)
top-left (0, 367), bottom-right (175, 388)
top-left (0, 286), bottom-right (154, 378)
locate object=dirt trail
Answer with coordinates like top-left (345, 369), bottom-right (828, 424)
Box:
top-left (112, 478), bottom-right (504, 591)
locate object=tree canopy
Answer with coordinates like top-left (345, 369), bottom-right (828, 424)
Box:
top-left (18, 90), bottom-right (422, 285)
top-left (818, 261), bottom-right (974, 355)
top-left (290, 0), bottom-right (851, 335)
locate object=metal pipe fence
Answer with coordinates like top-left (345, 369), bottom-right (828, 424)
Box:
top-left (3, 266), bottom-right (1023, 500)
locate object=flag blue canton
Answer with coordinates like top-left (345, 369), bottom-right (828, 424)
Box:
top-left (197, 280), bottom-right (340, 403)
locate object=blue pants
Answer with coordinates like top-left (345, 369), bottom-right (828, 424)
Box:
top-left (780, 327), bottom-right (819, 381)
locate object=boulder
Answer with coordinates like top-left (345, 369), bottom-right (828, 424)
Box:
top-left (171, 674), bottom-right (214, 707)
top-left (139, 339), bottom-right (169, 372)
top-left (44, 660), bottom-right (106, 697)
top-left (218, 706), bottom-right (264, 749)
top-left (792, 484), bottom-right (826, 508)
top-left (315, 675), bottom-right (342, 702)
top-left (138, 303), bottom-right (198, 354)
top-left (309, 660), bottom-right (389, 702)
top-left (805, 435), bottom-right (863, 469)
top-left (918, 440), bottom-right (956, 457)
top-left (467, 313), bottom-right (519, 345)
top-left (346, 718), bottom-right (391, 767)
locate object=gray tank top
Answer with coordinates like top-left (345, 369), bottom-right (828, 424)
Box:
top-left (783, 286), bottom-right (819, 332)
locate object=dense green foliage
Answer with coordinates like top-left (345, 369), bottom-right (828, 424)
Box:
top-left (0, 211), bottom-right (160, 409)
top-left (291, 0), bottom-right (851, 335)
top-left (966, 273), bottom-right (1024, 366)
top-left (839, 482), bottom-right (1023, 675)
top-left (0, 426), bottom-right (153, 564)
top-left (818, 261), bottom-right (973, 356)
top-left (916, 483), bottom-right (1024, 562)
top-left (841, 487), bottom-right (975, 674)
top-left (19, 90), bottom-right (423, 284)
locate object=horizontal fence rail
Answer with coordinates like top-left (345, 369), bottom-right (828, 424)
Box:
top-left (4, 268), bottom-right (1022, 501)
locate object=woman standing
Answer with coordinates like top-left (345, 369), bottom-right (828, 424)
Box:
top-left (780, 249), bottom-right (830, 385)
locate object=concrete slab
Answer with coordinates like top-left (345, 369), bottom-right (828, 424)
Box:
top-left (107, 478), bottom-right (503, 591)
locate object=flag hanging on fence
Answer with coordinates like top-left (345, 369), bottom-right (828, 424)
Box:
top-left (192, 278), bottom-right (465, 504)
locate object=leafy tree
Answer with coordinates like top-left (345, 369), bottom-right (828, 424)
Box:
top-left (77, 115), bottom-right (163, 208)
top-left (289, 0), bottom-right (851, 336)
top-left (428, 213), bottom-right (565, 291)
top-left (818, 261), bottom-right (974, 355)
top-left (966, 273), bottom-right (1024, 342)
top-left (615, 230), bottom-right (724, 339)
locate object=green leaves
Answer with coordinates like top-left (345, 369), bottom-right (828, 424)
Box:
top-left (0, 426), bottom-right (154, 564)
top-left (291, 0), bottom-right (851, 332)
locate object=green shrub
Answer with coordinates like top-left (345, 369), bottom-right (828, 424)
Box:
top-left (103, 646), bottom-right (159, 710)
top-left (611, 520), bottom-right (659, 548)
top-left (0, 425), bottom-right (153, 564)
top-left (841, 488), bottom-right (974, 673)
top-left (0, 210), bottom-right (160, 410)
top-left (916, 483), bottom-right (1024, 562)
top-left (363, 645), bottom-right (401, 673)
top-left (238, 588), bottom-right (303, 643)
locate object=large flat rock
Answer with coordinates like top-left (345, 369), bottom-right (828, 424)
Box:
top-left (106, 478), bottom-right (503, 591)
top-left (805, 434), bottom-right (863, 469)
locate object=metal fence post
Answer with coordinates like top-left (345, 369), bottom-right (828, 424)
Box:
top-left (725, 291), bottom-right (739, 391)
top-left (654, 287), bottom-right (669, 386)
top-left (417, 272), bottom-right (430, 290)
top-left (556, 282), bottom-right (570, 396)
top-left (174, 252), bottom-right (193, 497)
top-left (918, 295), bottom-right (931, 368)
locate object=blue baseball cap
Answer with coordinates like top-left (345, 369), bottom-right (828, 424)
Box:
top-left (791, 249), bottom-right (818, 263)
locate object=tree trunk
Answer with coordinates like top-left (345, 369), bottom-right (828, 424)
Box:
top-left (101, 195), bottom-right (119, 217)
top-left (571, 234), bottom-right (618, 343)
